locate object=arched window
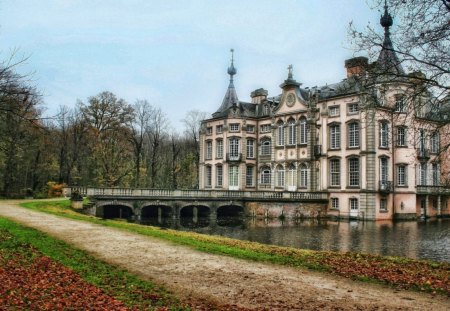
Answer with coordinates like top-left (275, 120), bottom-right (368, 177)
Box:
top-left (276, 165), bottom-right (285, 187)
top-left (299, 117), bottom-right (307, 144)
top-left (261, 138), bottom-right (272, 155)
top-left (288, 119), bottom-right (296, 145)
top-left (300, 163), bottom-right (308, 188)
top-left (277, 121), bottom-right (285, 146)
top-left (260, 166), bottom-right (271, 185)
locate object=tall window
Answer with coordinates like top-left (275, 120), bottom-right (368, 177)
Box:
top-left (395, 94), bottom-right (406, 112)
top-left (287, 164), bottom-right (296, 188)
top-left (348, 122), bottom-right (359, 148)
top-left (246, 139), bottom-right (255, 158)
top-left (205, 141), bottom-right (212, 159)
top-left (300, 163), bottom-right (308, 188)
top-left (246, 166), bottom-right (254, 187)
top-left (419, 163), bottom-right (427, 185)
top-left (277, 121), bottom-right (285, 146)
top-left (432, 163), bottom-right (439, 186)
top-left (330, 159), bottom-right (341, 187)
top-left (229, 138), bottom-right (239, 158)
top-left (229, 166), bottom-right (239, 188)
top-left (205, 166), bottom-right (212, 187)
top-left (216, 165), bottom-right (223, 187)
top-left (418, 128), bottom-right (426, 151)
top-left (380, 157), bottom-right (389, 183)
top-left (348, 157), bottom-right (360, 187)
top-left (397, 165), bottom-right (407, 186)
top-left (379, 121), bottom-right (389, 148)
top-left (299, 117), bottom-right (307, 144)
top-left (288, 119), bottom-right (296, 145)
top-left (216, 139), bottom-right (223, 158)
top-left (276, 165), bottom-right (285, 187)
top-left (431, 132), bottom-right (439, 154)
top-left (261, 138), bottom-right (271, 155)
top-left (380, 199), bottom-right (387, 212)
top-left (329, 124), bottom-right (341, 149)
top-left (260, 166), bottom-right (271, 185)
top-left (396, 127), bottom-right (406, 147)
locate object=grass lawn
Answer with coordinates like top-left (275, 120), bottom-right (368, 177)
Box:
top-left (19, 199), bottom-right (450, 296)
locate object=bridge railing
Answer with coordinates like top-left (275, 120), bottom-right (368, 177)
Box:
top-left (63, 187), bottom-right (328, 201)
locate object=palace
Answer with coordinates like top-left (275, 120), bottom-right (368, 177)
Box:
top-left (198, 6), bottom-right (450, 220)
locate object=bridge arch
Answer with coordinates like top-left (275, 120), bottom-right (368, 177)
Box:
top-left (101, 203), bottom-right (134, 219)
top-left (180, 205), bottom-right (210, 218)
top-left (141, 204), bottom-right (173, 218)
top-left (217, 204), bottom-right (244, 217)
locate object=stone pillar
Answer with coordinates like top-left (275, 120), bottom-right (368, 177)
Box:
top-left (362, 107), bottom-right (377, 220)
top-left (437, 195), bottom-right (442, 217)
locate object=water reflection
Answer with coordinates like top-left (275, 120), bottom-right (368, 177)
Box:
top-left (132, 216), bottom-right (450, 263)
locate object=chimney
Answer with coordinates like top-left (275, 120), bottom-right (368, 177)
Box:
top-left (345, 57), bottom-right (368, 78)
top-left (250, 88), bottom-right (268, 104)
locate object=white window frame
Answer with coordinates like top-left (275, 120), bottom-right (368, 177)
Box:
top-left (276, 165), bottom-right (285, 187)
top-left (348, 122), bottom-right (359, 148)
top-left (348, 103), bottom-right (359, 114)
top-left (330, 159), bottom-right (341, 187)
top-left (246, 125), bottom-right (255, 133)
top-left (261, 139), bottom-right (271, 156)
top-left (397, 165), bottom-right (407, 186)
top-left (431, 132), bottom-right (439, 154)
top-left (229, 123), bottom-right (240, 132)
top-left (205, 141), bottom-right (212, 160)
top-left (229, 138), bottom-right (240, 158)
top-left (299, 118), bottom-right (307, 144)
top-left (380, 199), bottom-right (387, 212)
top-left (246, 139), bottom-right (255, 159)
top-left (205, 166), bottom-right (212, 187)
top-left (329, 106), bottom-right (339, 117)
top-left (277, 121), bottom-right (285, 146)
top-left (229, 166), bottom-right (239, 188)
top-left (246, 166), bottom-right (254, 187)
top-left (216, 139), bottom-right (223, 159)
top-left (288, 119), bottom-right (296, 145)
top-left (348, 157), bottom-right (360, 187)
top-left (216, 165), bottom-right (223, 187)
top-left (260, 167), bottom-right (271, 185)
top-left (397, 127), bottom-right (407, 147)
top-left (379, 121), bottom-right (389, 148)
top-left (300, 164), bottom-right (308, 188)
top-left (216, 125), bottom-right (223, 134)
top-left (331, 197), bottom-right (339, 209)
top-left (330, 124), bottom-right (341, 149)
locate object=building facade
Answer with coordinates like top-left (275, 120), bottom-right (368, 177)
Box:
top-left (198, 8), bottom-right (450, 220)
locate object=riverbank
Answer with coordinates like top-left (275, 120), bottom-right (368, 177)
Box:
top-left (0, 200), bottom-right (448, 310)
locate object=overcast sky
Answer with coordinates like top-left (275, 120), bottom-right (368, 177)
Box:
top-left (0, 0), bottom-right (385, 130)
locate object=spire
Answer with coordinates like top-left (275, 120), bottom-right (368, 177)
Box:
top-left (213, 49), bottom-right (240, 116)
top-left (280, 64), bottom-right (301, 88)
top-left (376, 0), bottom-right (405, 75)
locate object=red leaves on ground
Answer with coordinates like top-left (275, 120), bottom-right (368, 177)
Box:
top-left (0, 255), bottom-right (131, 310)
top-left (320, 252), bottom-right (450, 295)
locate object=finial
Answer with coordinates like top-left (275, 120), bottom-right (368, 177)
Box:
top-left (227, 48), bottom-right (237, 79)
top-left (287, 64), bottom-right (293, 80)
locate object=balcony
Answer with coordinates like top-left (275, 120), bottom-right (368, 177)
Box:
top-left (417, 148), bottom-right (430, 160)
top-left (226, 153), bottom-right (242, 162)
top-left (379, 181), bottom-right (392, 193)
top-left (314, 145), bottom-right (322, 158)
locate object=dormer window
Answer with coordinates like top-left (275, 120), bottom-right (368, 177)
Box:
top-left (263, 104), bottom-right (270, 115)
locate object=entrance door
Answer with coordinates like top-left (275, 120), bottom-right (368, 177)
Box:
top-left (349, 198), bottom-right (358, 218)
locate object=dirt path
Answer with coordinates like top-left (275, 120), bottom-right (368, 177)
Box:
top-left (0, 201), bottom-right (448, 310)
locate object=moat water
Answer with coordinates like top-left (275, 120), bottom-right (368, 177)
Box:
top-left (132, 217), bottom-right (450, 263)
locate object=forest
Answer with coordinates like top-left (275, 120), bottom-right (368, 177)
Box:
top-left (0, 59), bottom-right (207, 198)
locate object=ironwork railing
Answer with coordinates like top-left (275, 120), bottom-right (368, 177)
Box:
top-left (379, 181), bottom-right (392, 192)
top-left (417, 148), bottom-right (430, 160)
top-left (226, 153), bottom-right (242, 162)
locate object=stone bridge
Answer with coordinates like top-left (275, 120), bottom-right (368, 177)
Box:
top-left (64, 187), bottom-right (329, 220)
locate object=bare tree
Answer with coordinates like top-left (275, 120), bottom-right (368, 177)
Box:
top-left (146, 107), bottom-right (169, 188)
